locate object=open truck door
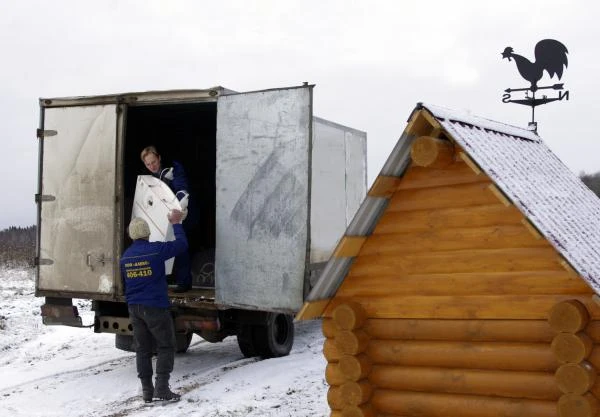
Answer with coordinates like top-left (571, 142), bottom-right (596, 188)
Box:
top-left (36, 104), bottom-right (120, 304)
top-left (215, 85), bottom-right (312, 313)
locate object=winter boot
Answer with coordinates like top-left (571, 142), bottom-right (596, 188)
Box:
top-left (154, 374), bottom-right (181, 402)
top-left (141, 377), bottom-right (154, 403)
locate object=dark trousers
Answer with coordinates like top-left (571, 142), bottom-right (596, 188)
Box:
top-left (175, 251), bottom-right (192, 287)
top-left (128, 304), bottom-right (176, 379)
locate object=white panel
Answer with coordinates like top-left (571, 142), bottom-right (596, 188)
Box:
top-left (39, 105), bottom-right (117, 295)
top-left (345, 130), bottom-right (368, 223)
top-left (131, 175), bottom-right (183, 274)
top-left (215, 87), bottom-right (311, 312)
top-left (310, 118), bottom-right (347, 263)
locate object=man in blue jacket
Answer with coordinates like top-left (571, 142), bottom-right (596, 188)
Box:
top-left (121, 210), bottom-right (187, 403)
top-left (140, 145), bottom-right (194, 292)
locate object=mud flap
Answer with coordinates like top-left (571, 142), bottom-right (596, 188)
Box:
top-left (41, 297), bottom-right (84, 327)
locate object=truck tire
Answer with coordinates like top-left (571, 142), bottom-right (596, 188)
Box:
top-left (115, 334), bottom-right (136, 352)
top-left (254, 313), bottom-right (294, 358)
top-left (175, 332), bottom-right (193, 353)
top-left (237, 324), bottom-right (259, 358)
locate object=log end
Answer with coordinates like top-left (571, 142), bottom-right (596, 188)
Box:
top-left (551, 332), bottom-right (593, 363)
top-left (557, 393), bottom-right (599, 417)
top-left (555, 362), bottom-right (597, 394)
top-left (549, 300), bottom-right (590, 333)
top-left (332, 302), bottom-right (367, 330)
top-left (410, 136), bottom-right (454, 169)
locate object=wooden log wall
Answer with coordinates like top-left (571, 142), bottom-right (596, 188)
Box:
top-left (319, 115), bottom-right (600, 417)
top-left (326, 302), bottom-right (376, 417)
top-left (549, 300), bottom-right (600, 417)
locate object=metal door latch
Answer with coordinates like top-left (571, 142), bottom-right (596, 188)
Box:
top-left (86, 253), bottom-right (113, 271)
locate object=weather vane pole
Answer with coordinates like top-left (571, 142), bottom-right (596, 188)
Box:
top-left (501, 39), bottom-right (570, 133)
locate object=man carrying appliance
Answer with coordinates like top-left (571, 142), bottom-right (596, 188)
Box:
top-left (121, 209), bottom-right (187, 403)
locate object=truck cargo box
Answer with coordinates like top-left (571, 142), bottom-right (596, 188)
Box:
top-left (35, 84), bottom-right (366, 314)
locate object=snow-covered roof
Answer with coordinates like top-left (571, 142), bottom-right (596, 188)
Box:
top-left (303, 103), bottom-right (600, 310)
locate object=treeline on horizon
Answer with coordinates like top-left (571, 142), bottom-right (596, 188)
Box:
top-left (0, 225), bottom-right (36, 268)
top-left (1, 172), bottom-right (600, 268)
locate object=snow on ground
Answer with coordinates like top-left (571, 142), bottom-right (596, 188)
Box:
top-left (0, 268), bottom-right (330, 416)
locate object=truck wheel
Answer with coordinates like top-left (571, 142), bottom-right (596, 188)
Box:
top-left (176, 332), bottom-right (193, 353)
top-left (115, 334), bottom-right (136, 352)
top-left (254, 313), bottom-right (294, 358)
top-left (237, 324), bottom-right (259, 358)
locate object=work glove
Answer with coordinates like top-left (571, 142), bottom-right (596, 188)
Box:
top-left (161, 167), bottom-right (174, 181)
top-left (176, 191), bottom-right (189, 210)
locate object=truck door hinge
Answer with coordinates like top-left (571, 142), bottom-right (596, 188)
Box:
top-left (37, 129), bottom-right (57, 139)
top-left (35, 194), bottom-right (56, 203)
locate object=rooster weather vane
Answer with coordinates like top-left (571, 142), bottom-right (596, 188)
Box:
top-left (501, 39), bottom-right (569, 132)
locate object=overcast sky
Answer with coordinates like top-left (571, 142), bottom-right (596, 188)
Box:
top-left (1, 0), bottom-right (597, 229)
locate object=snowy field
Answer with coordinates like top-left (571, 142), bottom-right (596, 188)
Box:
top-left (0, 268), bottom-right (330, 417)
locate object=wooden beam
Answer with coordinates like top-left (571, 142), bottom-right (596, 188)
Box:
top-left (398, 161), bottom-right (490, 190)
top-left (359, 224), bottom-right (551, 256)
top-left (458, 151), bottom-right (482, 175)
top-left (559, 258), bottom-right (579, 278)
top-left (521, 218), bottom-right (544, 240)
top-left (369, 365), bottom-right (560, 400)
top-left (350, 247), bottom-right (563, 276)
top-left (324, 294), bottom-right (600, 320)
top-left (388, 182), bottom-right (504, 212)
top-left (366, 339), bottom-right (558, 371)
top-left (367, 175), bottom-right (401, 198)
top-left (410, 136), bottom-right (455, 169)
top-left (295, 299), bottom-right (330, 321)
top-left (359, 318), bottom-right (556, 343)
top-left (429, 126), bottom-right (443, 138)
top-left (405, 110), bottom-right (434, 137)
top-left (333, 236), bottom-right (367, 258)
top-left (421, 109), bottom-right (442, 131)
top-left (376, 203), bottom-right (524, 234)
top-left (339, 270), bottom-right (590, 297)
top-left (488, 184), bottom-right (512, 206)
top-left (372, 390), bottom-right (556, 417)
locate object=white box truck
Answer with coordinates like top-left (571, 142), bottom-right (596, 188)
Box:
top-left (35, 84), bottom-right (367, 357)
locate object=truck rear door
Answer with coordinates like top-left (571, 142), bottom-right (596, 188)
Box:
top-left (36, 104), bottom-right (119, 297)
top-left (215, 85), bottom-right (312, 312)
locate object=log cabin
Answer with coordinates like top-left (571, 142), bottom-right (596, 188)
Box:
top-left (297, 103), bottom-right (600, 417)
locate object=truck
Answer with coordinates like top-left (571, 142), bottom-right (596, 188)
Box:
top-left (35, 84), bottom-right (367, 357)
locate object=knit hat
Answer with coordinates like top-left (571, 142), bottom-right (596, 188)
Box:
top-left (128, 217), bottom-right (150, 240)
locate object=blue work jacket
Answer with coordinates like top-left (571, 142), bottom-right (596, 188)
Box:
top-left (121, 224), bottom-right (188, 308)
